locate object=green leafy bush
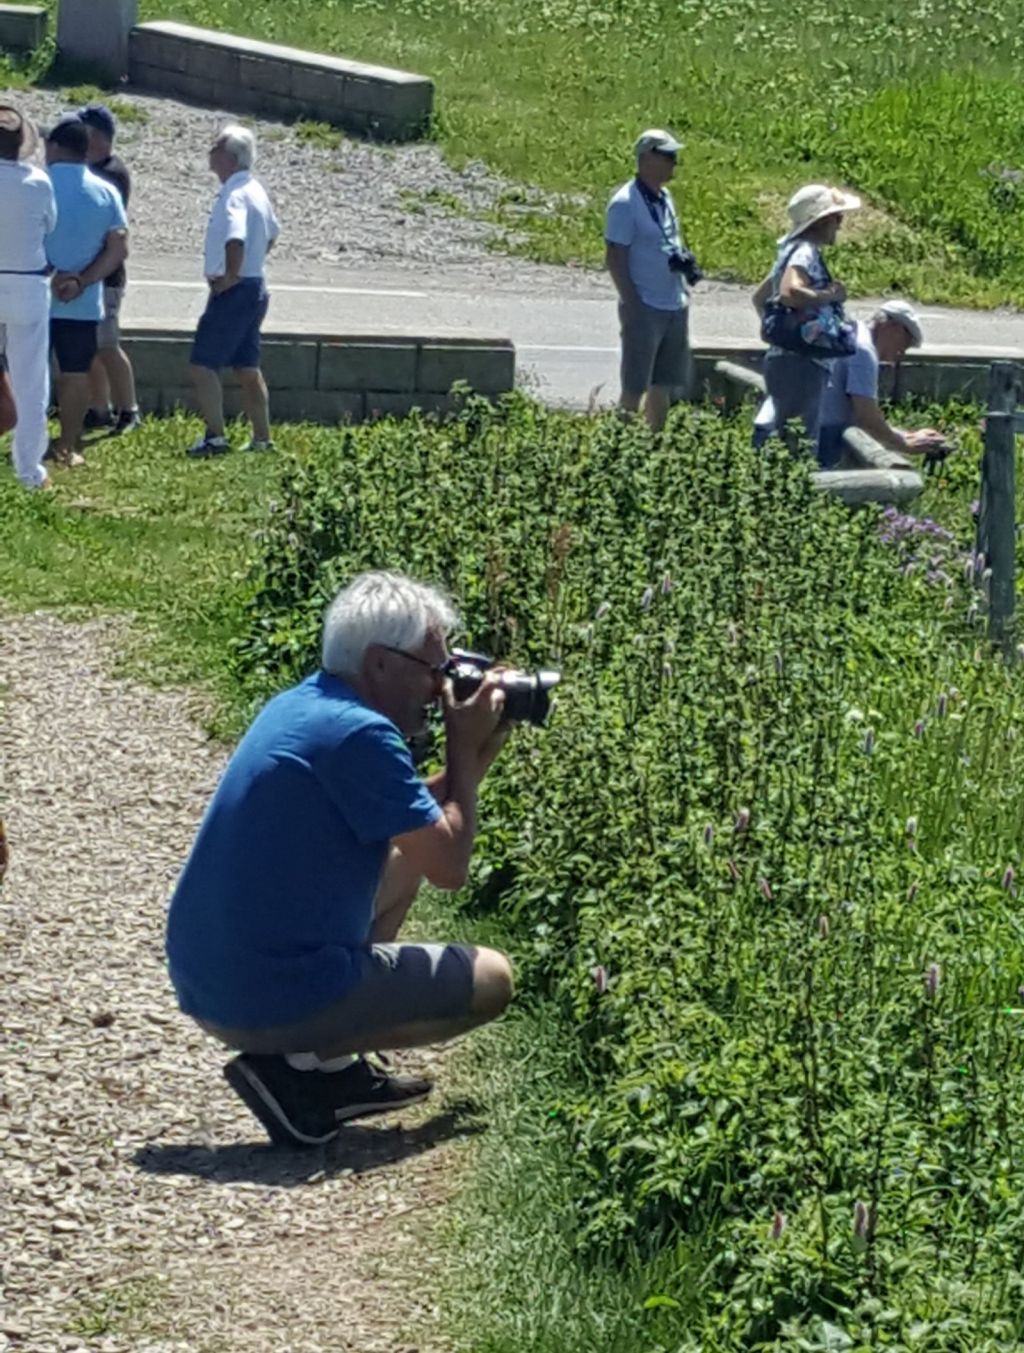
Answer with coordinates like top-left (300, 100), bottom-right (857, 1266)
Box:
top-left (238, 396), bottom-right (1024, 1346)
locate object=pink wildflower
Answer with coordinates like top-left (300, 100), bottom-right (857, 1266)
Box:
top-left (925, 963), bottom-right (941, 998)
top-left (734, 807), bottom-right (751, 833)
top-left (759, 878), bottom-right (773, 901)
top-left (770, 1211), bottom-right (786, 1240)
top-left (592, 965), bottom-right (608, 995)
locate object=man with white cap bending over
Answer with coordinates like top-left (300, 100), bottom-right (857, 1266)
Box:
top-left (605, 128), bottom-right (699, 432)
top-left (816, 300), bottom-right (945, 467)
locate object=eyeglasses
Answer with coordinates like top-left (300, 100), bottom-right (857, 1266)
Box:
top-left (380, 645), bottom-right (449, 677)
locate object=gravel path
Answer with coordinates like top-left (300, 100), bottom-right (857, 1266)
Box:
top-left (0, 614), bottom-right (467, 1353)
top-left (6, 87), bottom-right (605, 296)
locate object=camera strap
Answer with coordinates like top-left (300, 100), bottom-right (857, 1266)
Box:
top-left (635, 178), bottom-right (681, 252)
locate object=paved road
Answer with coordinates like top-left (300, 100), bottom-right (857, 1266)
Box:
top-left (125, 255), bottom-right (1024, 408)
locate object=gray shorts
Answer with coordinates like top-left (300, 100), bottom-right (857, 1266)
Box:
top-left (195, 942), bottom-right (476, 1057)
top-left (97, 285), bottom-right (124, 351)
top-left (620, 301), bottom-right (690, 395)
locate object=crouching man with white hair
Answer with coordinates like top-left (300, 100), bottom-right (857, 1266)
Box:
top-left (187, 123), bottom-right (280, 457)
top-left (166, 571), bottom-right (515, 1146)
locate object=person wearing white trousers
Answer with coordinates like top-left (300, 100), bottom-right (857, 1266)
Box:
top-left (0, 105), bottom-right (58, 491)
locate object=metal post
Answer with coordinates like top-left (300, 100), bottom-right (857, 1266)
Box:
top-left (978, 362), bottom-right (1019, 647)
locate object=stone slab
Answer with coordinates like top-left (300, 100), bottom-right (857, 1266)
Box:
top-left (58, 0), bottom-right (136, 81)
top-left (417, 342), bottom-right (515, 394)
top-left (318, 342), bottom-right (418, 393)
top-left (0, 3), bottom-right (46, 52)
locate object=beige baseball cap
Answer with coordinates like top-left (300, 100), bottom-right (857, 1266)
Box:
top-left (635, 128), bottom-right (682, 158)
top-left (875, 299), bottom-right (923, 348)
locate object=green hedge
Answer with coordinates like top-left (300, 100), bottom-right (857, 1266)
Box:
top-left (238, 397), bottom-right (1024, 1346)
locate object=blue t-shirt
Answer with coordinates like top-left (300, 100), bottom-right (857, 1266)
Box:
top-left (820, 321), bottom-right (879, 429)
top-left (45, 164), bottom-right (128, 321)
top-left (605, 178), bottom-right (687, 312)
top-left (165, 672), bottom-right (442, 1027)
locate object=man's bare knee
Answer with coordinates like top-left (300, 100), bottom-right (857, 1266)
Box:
top-left (469, 946), bottom-right (514, 1019)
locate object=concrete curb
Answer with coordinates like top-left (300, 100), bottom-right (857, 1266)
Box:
top-left (119, 327), bottom-right (515, 423)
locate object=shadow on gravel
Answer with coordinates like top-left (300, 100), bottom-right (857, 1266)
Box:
top-left (132, 1103), bottom-right (484, 1187)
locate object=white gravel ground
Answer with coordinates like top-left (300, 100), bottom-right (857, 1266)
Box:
top-left (4, 86), bottom-right (603, 295)
top-left (0, 614), bottom-right (469, 1353)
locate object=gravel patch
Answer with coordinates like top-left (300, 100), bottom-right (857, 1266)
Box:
top-left (0, 613), bottom-right (468, 1353)
top-left (5, 87), bottom-right (606, 296)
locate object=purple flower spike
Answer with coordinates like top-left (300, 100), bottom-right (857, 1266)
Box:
top-left (863, 729), bottom-right (875, 756)
top-left (703, 823), bottom-right (714, 847)
top-left (640, 587), bottom-right (654, 611)
top-left (1003, 865), bottom-right (1016, 892)
top-left (925, 962), bottom-right (941, 998)
top-left (817, 914), bottom-right (830, 939)
top-left (853, 1201), bottom-right (870, 1240)
top-left (592, 964), bottom-right (608, 995)
top-left (661, 573), bottom-right (673, 595)
top-left (905, 815), bottom-right (918, 838)
top-left (594, 601), bottom-right (611, 621)
top-left (913, 720), bottom-right (926, 739)
top-left (727, 859), bottom-right (740, 883)
top-left (735, 807), bottom-right (751, 833)
top-left (773, 653), bottom-right (784, 677)
top-left (759, 878), bottom-right (773, 901)
top-left (907, 882), bottom-right (919, 902)
top-left (937, 693), bottom-right (948, 718)
top-left (770, 1211), bottom-right (786, 1240)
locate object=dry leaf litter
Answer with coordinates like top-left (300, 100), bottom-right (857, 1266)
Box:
top-left (1, 614), bottom-right (467, 1353)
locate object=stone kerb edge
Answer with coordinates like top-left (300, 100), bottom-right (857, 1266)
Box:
top-left (128, 21), bottom-right (434, 140)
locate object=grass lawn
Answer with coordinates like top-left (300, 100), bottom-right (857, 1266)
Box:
top-left (120, 0), bottom-right (1024, 306)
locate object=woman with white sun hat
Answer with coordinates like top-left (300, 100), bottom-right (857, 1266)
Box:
top-left (752, 182), bottom-right (861, 446)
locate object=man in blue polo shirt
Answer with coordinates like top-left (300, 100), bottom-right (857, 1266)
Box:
top-left (605, 128), bottom-right (697, 432)
top-left (44, 116), bottom-right (128, 467)
top-left (166, 570), bottom-right (515, 1146)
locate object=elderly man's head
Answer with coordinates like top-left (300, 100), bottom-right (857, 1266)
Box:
top-left (321, 571), bottom-right (458, 736)
top-left (0, 104), bottom-right (35, 162)
top-left (634, 128), bottom-right (681, 189)
top-left (209, 124), bottom-right (256, 183)
top-left (78, 104), bottom-right (116, 165)
top-left (870, 300), bottom-right (923, 363)
top-left (45, 116), bottom-right (89, 166)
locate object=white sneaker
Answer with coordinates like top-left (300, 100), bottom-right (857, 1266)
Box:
top-left (244, 438), bottom-right (276, 453)
top-left (186, 434), bottom-right (230, 459)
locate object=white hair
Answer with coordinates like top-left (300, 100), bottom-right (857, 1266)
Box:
top-left (217, 123), bottom-right (256, 170)
top-left (322, 570), bottom-right (458, 679)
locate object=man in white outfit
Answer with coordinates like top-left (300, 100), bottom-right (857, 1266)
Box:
top-left (0, 105), bottom-right (57, 490)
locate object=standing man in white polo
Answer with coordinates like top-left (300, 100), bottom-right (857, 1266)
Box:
top-left (0, 104), bottom-right (57, 491)
top-left (605, 128), bottom-right (698, 432)
top-left (188, 124), bottom-right (280, 458)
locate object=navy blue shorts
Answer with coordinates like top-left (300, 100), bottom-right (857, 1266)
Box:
top-left (191, 278), bottom-right (269, 371)
top-left (51, 319), bottom-right (98, 375)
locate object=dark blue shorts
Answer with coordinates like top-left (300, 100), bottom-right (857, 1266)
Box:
top-left (191, 278), bottom-right (269, 371)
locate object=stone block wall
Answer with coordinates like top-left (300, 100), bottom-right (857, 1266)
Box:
top-left (128, 21), bottom-right (434, 140)
top-left (0, 3), bottom-right (46, 52)
top-left (121, 331), bottom-right (515, 423)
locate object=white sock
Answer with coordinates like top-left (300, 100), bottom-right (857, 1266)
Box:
top-left (285, 1051), bottom-right (357, 1073)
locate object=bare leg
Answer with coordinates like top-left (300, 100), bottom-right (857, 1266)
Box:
top-left (189, 364), bottom-right (225, 437)
top-left (371, 846), bottom-right (423, 943)
top-left (88, 357), bottom-right (111, 415)
top-left (99, 346), bottom-right (137, 412)
top-left (236, 366), bottom-right (270, 442)
top-left (56, 373), bottom-right (91, 461)
top-left (645, 384), bottom-right (671, 433)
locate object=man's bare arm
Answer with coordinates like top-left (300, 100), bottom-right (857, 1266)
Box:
top-left (606, 242), bottom-right (640, 308)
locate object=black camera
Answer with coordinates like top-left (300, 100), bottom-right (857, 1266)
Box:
top-left (444, 649), bottom-right (560, 727)
top-left (668, 248), bottom-right (703, 286)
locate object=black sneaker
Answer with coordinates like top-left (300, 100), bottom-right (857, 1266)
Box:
top-left (84, 407), bottom-right (114, 431)
top-left (112, 408), bottom-right (142, 435)
top-left (186, 434), bottom-right (230, 458)
top-left (222, 1053), bottom-right (432, 1147)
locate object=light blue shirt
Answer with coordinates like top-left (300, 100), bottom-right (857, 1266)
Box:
top-left (45, 164), bottom-right (128, 321)
top-left (605, 178), bottom-right (687, 312)
top-left (820, 321), bottom-right (879, 430)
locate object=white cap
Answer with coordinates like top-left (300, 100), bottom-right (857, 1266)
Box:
top-left (780, 182), bottom-right (862, 244)
top-left (635, 128), bottom-right (682, 158)
top-left (874, 299), bottom-right (923, 348)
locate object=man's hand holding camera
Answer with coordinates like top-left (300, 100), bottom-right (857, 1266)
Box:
top-left (444, 668), bottom-right (512, 781)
